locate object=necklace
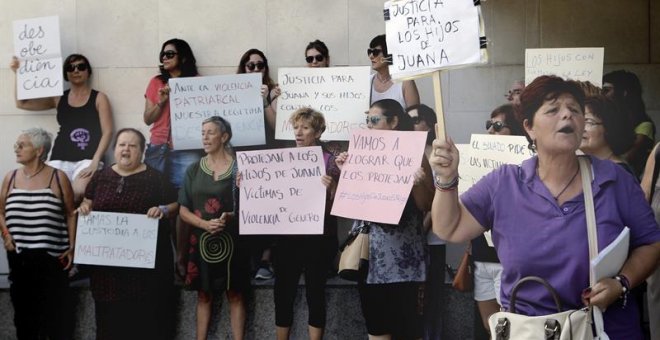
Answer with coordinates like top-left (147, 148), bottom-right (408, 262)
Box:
top-left (552, 167), bottom-right (580, 201)
top-left (23, 163), bottom-right (46, 179)
top-left (376, 73), bottom-right (391, 83)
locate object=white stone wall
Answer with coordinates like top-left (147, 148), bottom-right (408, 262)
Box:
top-left (0, 0), bottom-right (658, 272)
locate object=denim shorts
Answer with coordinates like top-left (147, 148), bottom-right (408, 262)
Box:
top-left (144, 144), bottom-right (203, 189)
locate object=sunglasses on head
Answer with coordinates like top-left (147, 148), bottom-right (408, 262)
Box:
top-left (305, 54), bottom-right (325, 63)
top-left (246, 61), bottom-right (265, 71)
top-left (366, 115), bottom-right (385, 125)
top-left (486, 120), bottom-right (509, 132)
top-left (160, 50), bottom-right (178, 61)
top-left (367, 48), bottom-right (383, 57)
top-left (65, 63), bottom-right (88, 72)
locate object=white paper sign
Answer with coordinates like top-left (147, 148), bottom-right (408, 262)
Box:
top-left (169, 73), bottom-right (264, 150)
top-left (525, 48), bottom-right (604, 86)
top-left (384, 0), bottom-right (484, 80)
top-left (275, 66), bottom-right (371, 141)
top-left (74, 211), bottom-right (159, 269)
top-left (236, 147), bottom-right (326, 235)
top-left (13, 16), bottom-right (63, 100)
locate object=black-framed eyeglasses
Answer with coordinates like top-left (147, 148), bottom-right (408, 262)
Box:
top-left (160, 50), bottom-right (178, 62)
top-left (65, 63), bottom-right (88, 72)
top-left (486, 120), bottom-right (509, 132)
top-left (367, 48), bottom-right (383, 57)
top-left (305, 54), bottom-right (325, 63)
top-left (246, 61), bottom-right (265, 71)
top-left (504, 89), bottom-right (522, 98)
top-left (366, 115), bottom-right (386, 125)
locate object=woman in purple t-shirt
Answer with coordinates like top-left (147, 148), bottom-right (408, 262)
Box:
top-left (430, 75), bottom-right (660, 339)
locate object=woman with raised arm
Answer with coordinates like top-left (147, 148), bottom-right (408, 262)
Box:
top-left (430, 75), bottom-right (660, 339)
top-left (10, 54), bottom-right (113, 203)
top-left (368, 34), bottom-right (420, 109)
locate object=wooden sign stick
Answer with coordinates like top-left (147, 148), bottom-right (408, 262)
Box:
top-left (432, 71), bottom-right (447, 141)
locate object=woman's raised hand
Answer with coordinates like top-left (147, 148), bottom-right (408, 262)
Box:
top-left (429, 136), bottom-right (459, 183)
top-left (335, 152), bottom-right (348, 171)
top-left (9, 57), bottom-right (19, 73)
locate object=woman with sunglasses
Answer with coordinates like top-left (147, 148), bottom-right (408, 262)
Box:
top-left (236, 49), bottom-right (281, 281)
top-left (471, 103), bottom-right (525, 337)
top-left (305, 40), bottom-right (330, 68)
top-left (143, 38), bottom-right (203, 278)
top-left (10, 54), bottom-right (114, 204)
top-left (368, 34), bottom-right (420, 109)
top-left (337, 99), bottom-right (433, 340)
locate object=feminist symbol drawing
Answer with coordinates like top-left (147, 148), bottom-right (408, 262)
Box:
top-left (70, 128), bottom-right (90, 150)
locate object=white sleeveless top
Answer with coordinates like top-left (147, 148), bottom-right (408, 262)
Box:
top-left (370, 74), bottom-right (406, 108)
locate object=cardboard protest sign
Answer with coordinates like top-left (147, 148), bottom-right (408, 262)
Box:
top-left (236, 146), bottom-right (326, 235)
top-left (331, 129), bottom-right (427, 224)
top-left (74, 211), bottom-right (159, 269)
top-left (275, 66), bottom-right (370, 141)
top-left (525, 48), bottom-right (604, 86)
top-left (384, 0), bottom-right (486, 80)
top-left (169, 73), bottom-right (264, 150)
top-left (13, 16), bottom-right (63, 100)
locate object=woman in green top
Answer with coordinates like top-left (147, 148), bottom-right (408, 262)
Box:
top-left (178, 116), bottom-right (249, 340)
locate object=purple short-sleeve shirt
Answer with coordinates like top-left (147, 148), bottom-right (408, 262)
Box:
top-left (461, 155), bottom-right (660, 339)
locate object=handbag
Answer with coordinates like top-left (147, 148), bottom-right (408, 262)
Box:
top-left (338, 224), bottom-right (370, 281)
top-left (452, 249), bottom-right (473, 292)
top-left (488, 156), bottom-right (608, 340)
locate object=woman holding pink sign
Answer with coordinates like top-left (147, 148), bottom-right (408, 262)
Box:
top-left (336, 99), bottom-right (433, 339)
top-left (272, 108), bottom-right (340, 340)
top-left (78, 128), bottom-right (179, 340)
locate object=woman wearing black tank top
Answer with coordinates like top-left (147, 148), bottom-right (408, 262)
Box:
top-left (10, 54), bottom-right (114, 203)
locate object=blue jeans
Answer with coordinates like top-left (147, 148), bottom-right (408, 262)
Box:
top-left (144, 143), bottom-right (203, 189)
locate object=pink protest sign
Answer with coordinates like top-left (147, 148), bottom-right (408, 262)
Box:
top-left (331, 129), bottom-right (427, 224)
top-left (236, 146), bottom-right (326, 235)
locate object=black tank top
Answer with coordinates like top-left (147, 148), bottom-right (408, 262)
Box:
top-left (50, 89), bottom-right (102, 161)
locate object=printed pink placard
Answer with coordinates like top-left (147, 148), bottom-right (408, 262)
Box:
top-left (331, 129), bottom-right (427, 224)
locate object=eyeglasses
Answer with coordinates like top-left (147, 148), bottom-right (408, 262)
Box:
top-left (305, 54), bottom-right (325, 63)
top-left (13, 142), bottom-right (33, 150)
top-left (411, 116), bottom-right (423, 124)
top-left (366, 115), bottom-right (386, 125)
top-left (486, 120), bottom-right (509, 132)
top-left (367, 48), bottom-right (383, 57)
top-left (584, 119), bottom-right (604, 128)
top-left (160, 50), bottom-right (178, 61)
top-left (65, 63), bottom-right (88, 72)
top-left (246, 61), bottom-right (265, 71)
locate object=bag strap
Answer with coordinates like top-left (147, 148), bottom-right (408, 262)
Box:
top-left (578, 156), bottom-right (598, 286)
top-left (509, 276), bottom-right (563, 313)
top-left (649, 143), bottom-right (660, 203)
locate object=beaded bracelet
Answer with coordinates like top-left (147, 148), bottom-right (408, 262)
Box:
top-left (435, 175), bottom-right (459, 191)
top-left (613, 274), bottom-right (630, 308)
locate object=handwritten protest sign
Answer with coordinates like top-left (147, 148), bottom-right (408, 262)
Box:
top-left (331, 129), bottom-right (427, 224)
top-left (237, 146), bottom-right (326, 235)
top-left (275, 66), bottom-right (370, 141)
top-left (384, 0), bottom-right (485, 80)
top-left (525, 48), bottom-right (604, 86)
top-left (169, 73), bottom-right (264, 150)
top-left (13, 16), bottom-right (63, 100)
top-left (74, 211), bottom-right (158, 269)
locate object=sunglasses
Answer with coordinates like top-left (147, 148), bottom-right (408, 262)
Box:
top-left (65, 63), bottom-right (88, 72)
top-left (486, 120), bottom-right (509, 132)
top-left (246, 61), bottom-right (265, 71)
top-left (410, 116), bottom-right (423, 124)
top-left (366, 115), bottom-right (386, 125)
top-left (305, 54), bottom-right (325, 63)
top-left (160, 50), bottom-right (178, 61)
top-left (367, 48), bottom-right (383, 57)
